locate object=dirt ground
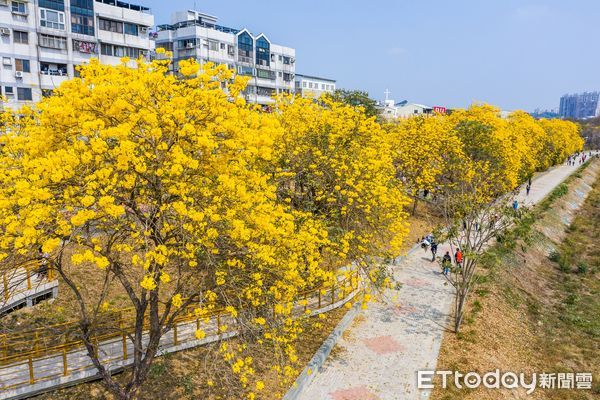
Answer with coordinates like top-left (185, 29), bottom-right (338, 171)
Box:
top-left (431, 161), bottom-right (600, 400)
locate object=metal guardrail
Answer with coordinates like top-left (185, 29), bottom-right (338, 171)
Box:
top-left (1, 262), bottom-right (55, 303)
top-left (0, 270), bottom-right (360, 393)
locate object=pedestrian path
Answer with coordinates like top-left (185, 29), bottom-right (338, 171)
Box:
top-left (296, 155), bottom-right (595, 400)
top-left (1, 265), bottom-right (58, 316)
top-left (0, 271), bottom-right (359, 400)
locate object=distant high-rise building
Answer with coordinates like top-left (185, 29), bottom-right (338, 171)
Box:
top-left (559, 91), bottom-right (600, 119)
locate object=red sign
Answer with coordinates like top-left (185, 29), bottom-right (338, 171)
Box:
top-left (74, 40), bottom-right (97, 54)
top-left (433, 106), bottom-right (447, 114)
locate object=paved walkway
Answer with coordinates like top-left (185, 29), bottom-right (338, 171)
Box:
top-left (0, 273), bottom-right (358, 400)
top-left (297, 154), bottom-right (595, 400)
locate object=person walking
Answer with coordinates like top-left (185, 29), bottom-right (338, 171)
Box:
top-left (513, 199), bottom-right (519, 212)
top-left (37, 246), bottom-right (48, 279)
top-left (526, 183), bottom-right (531, 196)
top-left (442, 251), bottom-right (452, 276)
top-left (430, 241), bottom-right (438, 262)
top-left (454, 248), bottom-right (463, 269)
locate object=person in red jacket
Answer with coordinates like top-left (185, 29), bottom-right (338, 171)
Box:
top-left (455, 248), bottom-right (463, 269)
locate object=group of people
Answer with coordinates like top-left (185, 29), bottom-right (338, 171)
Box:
top-left (420, 234), bottom-right (463, 276)
top-left (566, 152), bottom-right (593, 166)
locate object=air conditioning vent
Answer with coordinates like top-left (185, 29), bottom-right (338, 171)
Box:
top-left (0, 27), bottom-right (10, 36)
top-left (15, 71), bottom-right (24, 78)
top-left (186, 42), bottom-right (194, 48)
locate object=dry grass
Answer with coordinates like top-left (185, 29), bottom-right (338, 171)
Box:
top-left (432, 161), bottom-right (600, 400)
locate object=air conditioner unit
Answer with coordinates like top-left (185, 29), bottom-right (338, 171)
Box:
top-left (290, 58), bottom-right (295, 63)
top-left (186, 42), bottom-right (194, 49)
top-left (15, 71), bottom-right (24, 78)
top-left (140, 26), bottom-right (148, 33)
top-left (0, 0), bottom-right (8, 6)
top-left (0, 27), bottom-right (10, 36)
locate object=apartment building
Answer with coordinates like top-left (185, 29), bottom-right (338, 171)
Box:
top-left (294, 73), bottom-right (335, 99)
top-left (155, 10), bottom-right (296, 105)
top-left (559, 91), bottom-right (600, 120)
top-left (0, 0), bottom-right (154, 109)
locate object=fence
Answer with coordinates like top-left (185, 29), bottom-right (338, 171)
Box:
top-left (0, 270), bottom-right (360, 394)
top-left (1, 262), bottom-right (55, 304)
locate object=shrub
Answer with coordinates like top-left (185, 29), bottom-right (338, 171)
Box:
top-left (549, 250), bottom-right (560, 262)
top-left (576, 262), bottom-right (589, 274)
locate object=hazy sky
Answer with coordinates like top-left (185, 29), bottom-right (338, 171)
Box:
top-left (141, 0), bottom-right (599, 111)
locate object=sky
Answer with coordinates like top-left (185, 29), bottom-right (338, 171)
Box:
top-left (141, 0), bottom-right (600, 111)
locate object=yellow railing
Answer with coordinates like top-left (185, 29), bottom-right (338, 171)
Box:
top-left (0, 270), bottom-right (360, 392)
top-left (1, 261), bottom-right (55, 302)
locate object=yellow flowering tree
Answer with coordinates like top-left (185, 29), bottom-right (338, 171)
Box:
top-left (430, 105), bottom-right (583, 332)
top-left (386, 115), bottom-right (463, 214)
top-left (537, 118), bottom-right (584, 166)
top-left (0, 58), bottom-right (328, 399)
top-left (272, 95), bottom-right (410, 283)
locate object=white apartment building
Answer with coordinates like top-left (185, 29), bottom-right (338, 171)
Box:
top-left (0, 0), bottom-right (154, 109)
top-left (155, 10), bottom-right (296, 105)
top-left (294, 74), bottom-right (335, 99)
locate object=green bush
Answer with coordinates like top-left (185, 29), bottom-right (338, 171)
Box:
top-left (577, 262), bottom-right (589, 274)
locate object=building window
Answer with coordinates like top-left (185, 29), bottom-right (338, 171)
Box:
top-left (156, 42), bottom-right (173, 52)
top-left (256, 68), bottom-right (275, 80)
top-left (17, 87), bottom-right (32, 101)
top-left (237, 32), bottom-right (253, 64)
top-left (124, 22), bottom-right (138, 36)
top-left (15, 59), bottom-right (30, 73)
top-left (278, 55), bottom-right (282, 61)
top-left (40, 62), bottom-right (67, 76)
top-left (255, 36), bottom-right (270, 67)
top-left (71, 14), bottom-right (94, 36)
top-left (283, 56), bottom-right (290, 65)
top-left (11, 1), bottom-right (26, 14)
top-left (39, 34), bottom-right (67, 50)
top-left (101, 43), bottom-right (112, 55)
top-left (70, 0), bottom-right (94, 35)
top-left (220, 42), bottom-right (225, 50)
top-left (39, 0), bottom-right (65, 11)
top-left (208, 40), bottom-right (218, 51)
top-left (177, 38), bottom-right (196, 49)
top-left (237, 65), bottom-right (254, 76)
top-left (4, 86), bottom-right (15, 96)
top-left (2, 57), bottom-right (11, 66)
top-left (302, 82), bottom-right (306, 88)
top-left (13, 30), bottom-right (28, 44)
top-left (100, 43), bottom-right (142, 58)
top-left (227, 44), bottom-right (234, 56)
top-left (40, 8), bottom-right (66, 30)
top-left (99, 18), bottom-right (123, 33)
